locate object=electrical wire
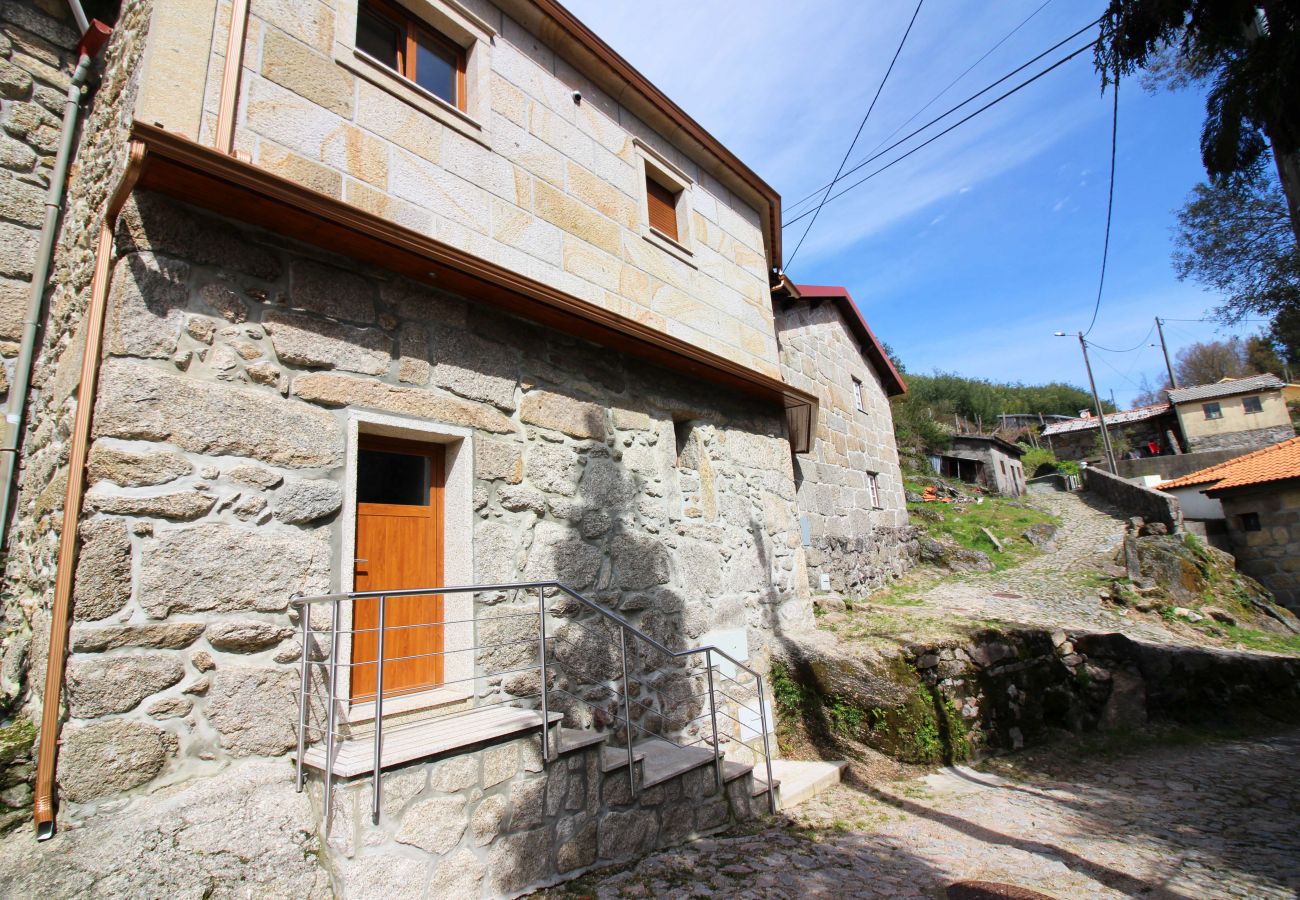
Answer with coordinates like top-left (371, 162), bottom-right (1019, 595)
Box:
top-left (1082, 72), bottom-right (1119, 337)
top-left (785, 0), bottom-right (924, 269)
top-left (1087, 322), bottom-right (1155, 354)
top-left (782, 39), bottom-right (1099, 230)
top-left (782, 15), bottom-right (1100, 221)
top-left (783, 0), bottom-right (1055, 220)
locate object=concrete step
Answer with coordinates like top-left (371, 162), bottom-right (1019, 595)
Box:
top-left (768, 759), bottom-right (847, 808)
top-left (633, 737), bottom-right (715, 789)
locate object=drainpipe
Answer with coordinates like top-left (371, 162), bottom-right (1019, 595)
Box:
top-left (0, 20), bottom-right (112, 551)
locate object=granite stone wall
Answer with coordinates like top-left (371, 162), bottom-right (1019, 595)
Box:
top-left (774, 300), bottom-right (916, 596)
top-left (1186, 424), bottom-right (1296, 454)
top-left (16, 189), bottom-right (808, 813)
top-left (1220, 485), bottom-right (1300, 612)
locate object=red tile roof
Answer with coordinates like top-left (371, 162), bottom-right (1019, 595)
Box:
top-left (1160, 437), bottom-right (1300, 493)
top-left (791, 285), bottom-right (907, 397)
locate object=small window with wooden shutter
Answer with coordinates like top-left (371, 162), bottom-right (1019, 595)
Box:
top-left (645, 175), bottom-right (680, 242)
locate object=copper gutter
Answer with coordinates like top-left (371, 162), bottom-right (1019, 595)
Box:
top-left (214, 0), bottom-right (249, 154)
top-left (33, 142), bottom-right (148, 839)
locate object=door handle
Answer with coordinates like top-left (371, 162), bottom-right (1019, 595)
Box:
top-left (354, 559), bottom-right (369, 563)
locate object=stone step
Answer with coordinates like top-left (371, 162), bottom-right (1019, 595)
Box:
top-left (633, 737), bottom-right (715, 789)
top-left (600, 743), bottom-right (646, 774)
top-left (552, 726), bottom-right (608, 756)
top-left (767, 759), bottom-right (847, 808)
top-left (722, 759), bottom-right (780, 799)
top-left (302, 707), bottom-right (562, 778)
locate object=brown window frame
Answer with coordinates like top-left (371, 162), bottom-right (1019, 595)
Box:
top-left (358, 0), bottom-right (467, 112)
top-left (645, 174), bottom-right (681, 243)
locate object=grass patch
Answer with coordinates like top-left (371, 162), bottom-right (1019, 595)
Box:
top-left (1214, 624), bottom-right (1300, 655)
top-left (909, 495), bottom-right (1057, 571)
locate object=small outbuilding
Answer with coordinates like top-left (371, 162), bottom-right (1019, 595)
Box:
top-left (935, 435), bottom-right (1026, 496)
top-left (1167, 374), bottom-right (1295, 453)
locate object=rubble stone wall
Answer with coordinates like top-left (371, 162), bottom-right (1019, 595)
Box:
top-left (16, 189), bottom-right (808, 817)
top-left (315, 729), bottom-right (763, 898)
top-left (774, 300), bottom-right (916, 596)
top-left (1219, 485), bottom-right (1300, 612)
top-left (1186, 424), bottom-right (1297, 454)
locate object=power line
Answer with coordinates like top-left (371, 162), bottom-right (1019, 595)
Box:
top-left (784, 0), bottom-right (1055, 220)
top-left (782, 15), bottom-right (1100, 220)
top-left (1082, 73), bottom-right (1119, 337)
top-left (1088, 322), bottom-right (1155, 354)
top-left (785, 0), bottom-right (924, 269)
top-left (782, 38), bottom-right (1099, 230)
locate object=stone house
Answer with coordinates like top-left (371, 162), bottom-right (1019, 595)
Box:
top-left (1167, 374), bottom-right (1295, 453)
top-left (935, 434), bottom-right (1026, 497)
top-left (0, 0), bottom-right (914, 893)
top-left (1041, 404), bottom-right (1183, 463)
top-left (773, 284), bottom-right (915, 596)
top-left (1158, 437), bottom-right (1300, 611)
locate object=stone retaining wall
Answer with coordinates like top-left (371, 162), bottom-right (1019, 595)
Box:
top-left (1115, 448), bottom-right (1247, 482)
top-left (1084, 465), bottom-right (1183, 534)
top-left (1187, 424), bottom-right (1297, 453)
top-left (316, 730), bottom-right (761, 897)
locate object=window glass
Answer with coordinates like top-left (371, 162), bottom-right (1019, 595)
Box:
top-left (1203, 402), bottom-right (1223, 420)
top-left (358, 449), bottom-right (431, 505)
top-left (357, 3), bottom-right (401, 70)
top-left (414, 35), bottom-right (457, 104)
top-left (1241, 512), bottom-right (1262, 532)
top-left (852, 377), bottom-right (864, 412)
top-left (1243, 395), bottom-right (1263, 414)
top-left (867, 473), bottom-right (881, 508)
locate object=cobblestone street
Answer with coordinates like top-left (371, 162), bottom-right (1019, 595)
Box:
top-left (902, 491), bottom-right (1202, 645)
top-left (560, 730), bottom-right (1300, 899)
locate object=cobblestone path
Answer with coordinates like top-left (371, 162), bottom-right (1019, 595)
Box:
top-left (902, 491), bottom-right (1193, 644)
top-left (560, 730), bottom-right (1300, 899)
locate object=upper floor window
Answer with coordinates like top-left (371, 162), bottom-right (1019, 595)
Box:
top-left (1203, 402), bottom-right (1223, 420)
top-left (645, 176), bottom-right (680, 242)
top-left (867, 472), bottom-right (882, 509)
top-left (1243, 395), bottom-right (1263, 414)
top-left (852, 377), bottom-right (864, 412)
top-left (357, 0), bottom-right (466, 111)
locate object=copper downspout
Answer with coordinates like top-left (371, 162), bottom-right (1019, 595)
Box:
top-left (214, 0), bottom-right (249, 155)
top-left (33, 142), bottom-right (147, 839)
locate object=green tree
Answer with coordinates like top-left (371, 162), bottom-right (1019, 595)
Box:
top-left (1172, 168), bottom-right (1300, 323)
top-left (1096, 0), bottom-right (1300, 245)
top-left (1245, 333), bottom-right (1286, 375)
top-left (1175, 337), bottom-right (1249, 384)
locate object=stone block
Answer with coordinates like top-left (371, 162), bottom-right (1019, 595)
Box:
top-left (138, 523), bottom-right (330, 617)
top-left (427, 754), bottom-right (479, 793)
top-left (288, 259), bottom-right (376, 323)
top-left (117, 192), bottom-right (281, 279)
top-left (488, 827), bottom-right (551, 896)
top-left (609, 533), bottom-right (670, 590)
top-left (292, 372), bottom-right (514, 434)
top-left (228, 465), bottom-right (282, 490)
top-left (509, 776), bottom-right (546, 830)
top-left (566, 161), bottom-right (637, 229)
top-left (147, 696), bottom-right (193, 719)
top-left (0, 221), bottom-right (37, 282)
top-left (261, 28), bottom-right (353, 116)
top-left (85, 488), bottom-right (216, 521)
top-left (207, 666), bottom-right (299, 756)
top-left (597, 807), bottom-right (656, 859)
top-left (107, 253), bottom-right (191, 360)
top-left (525, 442), bottom-right (581, 496)
top-left (556, 817), bottom-right (597, 872)
top-left (65, 654), bottom-right (185, 718)
top-left (0, 174), bottom-right (42, 228)
top-left (198, 281), bottom-right (250, 323)
top-left (70, 623), bottom-right (205, 652)
top-left (395, 795), bottom-right (467, 854)
top-left (428, 847), bottom-right (485, 900)
top-left (533, 180), bottom-right (620, 257)
top-left (207, 620), bottom-right (295, 653)
top-left (428, 324), bottom-right (519, 412)
top-left (520, 389), bottom-right (606, 440)
top-left (274, 479), bottom-right (343, 524)
top-left (612, 407), bottom-right (652, 432)
top-left (523, 520), bottom-right (602, 590)
top-left (355, 78), bottom-right (443, 162)
top-left (476, 440), bottom-right (523, 484)
top-left (58, 720), bottom-right (175, 802)
top-left (469, 793), bottom-right (506, 846)
top-left (87, 445), bottom-right (193, 487)
top-left (93, 359), bottom-right (343, 468)
top-left (72, 517), bottom-right (132, 621)
top-left (483, 742), bottom-right (519, 789)
top-left (398, 323), bottom-right (431, 385)
top-left (263, 310), bottom-right (392, 375)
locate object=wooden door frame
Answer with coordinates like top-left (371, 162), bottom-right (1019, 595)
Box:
top-left (336, 412), bottom-right (477, 719)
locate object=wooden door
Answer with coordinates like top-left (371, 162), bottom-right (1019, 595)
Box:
top-left (351, 436), bottom-right (445, 704)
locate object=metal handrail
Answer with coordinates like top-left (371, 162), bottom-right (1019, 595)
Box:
top-left (290, 580), bottom-right (777, 825)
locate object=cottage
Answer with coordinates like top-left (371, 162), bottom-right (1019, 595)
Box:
top-left (1158, 438), bottom-right (1300, 612)
top-left (773, 284), bottom-right (915, 595)
top-left (1041, 404), bottom-right (1182, 463)
top-left (1167, 374), bottom-right (1295, 453)
top-left (0, 0), bottom-right (914, 891)
top-left (935, 435), bottom-right (1026, 497)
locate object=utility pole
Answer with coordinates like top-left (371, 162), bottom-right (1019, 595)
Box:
top-left (1155, 317), bottom-right (1178, 389)
top-left (1075, 332), bottom-right (1117, 473)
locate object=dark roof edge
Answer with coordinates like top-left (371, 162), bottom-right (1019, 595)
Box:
top-left (789, 284), bottom-right (907, 397)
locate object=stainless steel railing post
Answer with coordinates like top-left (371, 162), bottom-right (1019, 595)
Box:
top-left (705, 649), bottom-right (722, 795)
top-left (323, 596), bottom-right (342, 827)
top-left (619, 626), bottom-right (635, 798)
top-left (294, 600), bottom-right (310, 792)
top-left (371, 595), bottom-right (386, 824)
top-left (537, 585), bottom-right (550, 763)
top-left (756, 672), bottom-right (777, 815)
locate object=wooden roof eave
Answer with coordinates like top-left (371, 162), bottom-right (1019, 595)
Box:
top-left (126, 122), bottom-right (816, 435)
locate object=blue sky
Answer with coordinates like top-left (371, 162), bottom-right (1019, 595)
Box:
top-left (563, 0), bottom-right (1269, 408)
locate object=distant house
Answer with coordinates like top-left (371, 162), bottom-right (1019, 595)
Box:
top-left (1041, 404), bottom-right (1182, 462)
top-left (1159, 437), bottom-right (1300, 611)
top-left (935, 435), bottom-right (1026, 497)
top-left (1168, 374), bottom-right (1295, 453)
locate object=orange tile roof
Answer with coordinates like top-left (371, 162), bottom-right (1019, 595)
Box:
top-left (1160, 437), bottom-right (1300, 493)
